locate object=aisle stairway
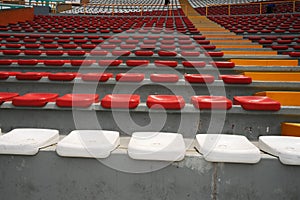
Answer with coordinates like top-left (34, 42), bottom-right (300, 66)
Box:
top-left (179, 0), bottom-right (299, 66)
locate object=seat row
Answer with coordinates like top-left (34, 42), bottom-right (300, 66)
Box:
top-left (1, 128), bottom-right (299, 165)
top-left (0, 92), bottom-right (281, 111)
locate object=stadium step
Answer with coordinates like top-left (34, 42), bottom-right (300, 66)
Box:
top-left (244, 72), bottom-right (300, 81)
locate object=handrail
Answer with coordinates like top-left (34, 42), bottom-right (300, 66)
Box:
top-left (205, 0), bottom-right (300, 15)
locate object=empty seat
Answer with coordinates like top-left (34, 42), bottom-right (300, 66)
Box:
top-left (0, 92), bottom-right (19, 104)
top-left (16, 72), bottom-right (44, 80)
top-left (233, 96), bottom-right (281, 111)
top-left (271, 45), bottom-right (289, 50)
top-left (191, 96), bottom-right (232, 110)
top-left (135, 50), bottom-right (154, 56)
top-left (46, 50), bottom-right (64, 56)
top-left (181, 51), bottom-right (200, 57)
top-left (112, 50), bottom-right (131, 56)
top-left (67, 50), bottom-right (86, 56)
top-left (184, 74), bottom-right (215, 83)
top-left (90, 50), bottom-right (108, 56)
top-left (24, 50), bottom-right (42, 55)
top-left (147, 95), bottom-right (185, 110)
top-left (158, 51), bottom-right (177, 57)
top-left (101, 94), bottom-right (140, 109)
top-left (126, 60), bottom-right (149, 67)
top-left (48, 72), bottom-right (77, 81)
top-left (56, 130), bottom-right (120, 158)
top-left (154, 60), bottom-right (178, 67)
top-left (12, 93), bottom-right (59, 107)
top-left (211, 61), bottom-right (235, 68)
top-left (128, 132), bottom-right (185, 161)
top-left (259, 136), bottom-right (300, 165)
top-left (98, 60), bottom-right (123, 67)
top-left (24, 43), bottom-right (40, 48)
top-left (81, 73), bottom-right (112, 82)
top-left (220, 75), bottom-right (252, 84)
top-left (17, 59), bottom-right (39, 66)
top-left (44, 60), bottom-right (66, 66)
top-left (115, 73), bottom-right (144, 82)
top-left (0, 59), bottom-right (12, 65)
top-left (0, 128), bottom-right (59, 155)
top-left (182, 61), bottom-right (206, 68)
top-left (56, 94), bottom-right (99, 107)
top-left (44, 44), bottom-right (59, 49)
top-left (2, 50), bottom-right (21, 55)
top-left (205, 52), bottom-right (224, 57)
top-left (5, 44), bottom-right (22, 48)
top-left (150, 74), bottom-right (179, 83)
top-left (70, 60), bottom-right (95, 66)
top-left (196, 134), bottom-right (261, 164)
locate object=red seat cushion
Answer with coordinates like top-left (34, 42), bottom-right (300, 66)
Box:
top-left (67, 50), bottom-right (86, 56)
top-left (120, 44), bottom-right (136, 50)
top-left (0, 92), bottom-right (19, 104)
top-left (126, 60), bottom-right (149, 67)
top-left (5, 44), bottom-right (22, 48)
top-left (0, 72), bottom-right (10, 79)
top-left (125, 39), bottom-right (139, 44)
top-left (193, 35), bottom-right (206, 40)
top-left (161, 40), bottom-right (175, 44)
top-left (98, 60), bottom-right (123, 66)
top-left (112, 50), bottom-right (131, 56)
top-left (179, 40), bottom-right (193, 45)
top-left (154, 60), bottom-right (178, 67)
top-left (140, 44), bottom-right (156, 49)
top-left (135, 51), bottom-right (154, 56)
top-left (16, 72), bottom-right (44, 80)
top-left (44, 44), bottom-right (59, 49)
top-left (24, 50), bottom-right (42, 55)
top-left (150, 74), bottom-right (179, 83)
top-left (44, 60), bottom-right (66, 66)
top-left (158, 51), bottom-right (177, 56)
top-left (101, 94), bottom-right (140, 109)
top-left (191, 96), bottom-right (232, 110)
top-left (196, 40), bottom-right (210, 45)
top-left (271, 45), bottom-right (289, 50)
top-left (90, 50), bottom-right (108, 56)
top-left (180, 45), bottom-right (196, 50)
top-left (17, 59), bottom-right (38, 66)
top-left (210, 61), bottom-right (235, 68)
top-left (184, 74), bottom-right (214, 83)
top-left (3, 50), bottom-right (21, 55)
top-left (56, 94), bottom-right (99, 108)
top-left (81, 73), bottom-right (113, 82)
top-left (115, 73), bottom-right (144, 82)
top-left (277, 40), bottom-right (292, 44)
top-left (12, 93), bottom-right (59, 107)
top-left (181, 51), bottom-right (200, 57)
top-left (146, 95), bottom-right (185, 110)
top-left (202, 45), bottom-right (216, 50)
top-left (0, 59), bottom-right (12, 65)
top-left (182, 61), bottom-right (206, 68)
top-left (160, 45), bottom-right (176, 50)
top-left (233, 96), bottom-right (281, 111)
top-left (220, 75), bottom-right (252, 84)
top-left (70, 60), bottom-right (95, 66)
top-left (205, 52), bottom-right (224, 57)
top-left (259, 40), bottom-right (273, 44)
top-left (24, 43), bottom-right (40, 48)
top-left (48, 73), bottom-right (77, 81)
top-left (289, 52), bottom-right (300, 57)
top-left (81, 44), bottom-right (97, 49)
top-left (100, 44), bottom-right (116, 49)
top-left (46, 50), bottom-right (64, 56)
top-left (62, 44), bottom-right (78, 49)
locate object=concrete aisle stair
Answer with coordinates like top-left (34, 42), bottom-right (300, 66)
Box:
top-left (179, 0), bottom-right (299, 66)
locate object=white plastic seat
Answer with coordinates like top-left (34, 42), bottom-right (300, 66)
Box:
top-left (56, 130), bottom-right (120, 158)
top-left (195, 134), bottom-right (261, 164)
top-left (0, 128), bottom-right (59, 155)
top-left (128, 132), bottom-right (185, 161)
top-left (259, 136), bottom-right (300, 165)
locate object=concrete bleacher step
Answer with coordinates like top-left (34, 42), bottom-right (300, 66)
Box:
top-left (231, 59), bottom-right (299, 66)
top-left (244, 72), bottom-right (300, 81)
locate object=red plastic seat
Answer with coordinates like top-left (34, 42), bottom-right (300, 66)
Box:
top-left (16, 72), bottom-right (44, 80)
top-left (233, 96), bottom-right (281, 111)
top-left (81, 73), bottom-right (113, 82)
top-left (154, 60), bottom-right (178, 67)
top-left (126, 60), bottom-right (149, 67)
top-left (3, 50), bottom-right (21, 55)
top-left (158, 51), bottom-right (177, 56)
top-left (0, 92), bottom-right (19, 104)
top-left (135, 51), bottom-right (154, 56)
top-left (70, 60), bottom-right (95, 66)
top-left (81, 44), bottom-right (97, 49)
top-left (12, 93), bottom-right (59, 107)
top-left (68, 50), bottom-right (86, 56)
top-left (146, 95), bottom-right (185, 110)
top-left (271, 45), bottom-right (289, 50)
top-left (259, 40), bottom-right (273, 44)
top-left (277, 40), bottom-right (292, 44)
top-left (140, 44), bottom-right (156, 49)
top-left (184, 74), bottom-right (214, 83)
top-left (191, 96), bottom-right (232, 110)
top-left (150, 74), bottom-right (179, 83)
top-left (44, 44), bottom-right (59, 49)
top-left (98, 60), bottom-right (123, 66)
top-left (125, 39), bottom-right (139, 44)
top-left (161, 40), bottom-right (175, 45)
top-left (100, 44), bottom-right (116, 49)
top-left (56, 94), bottom-right (99, 107)
top-left (180, 45), bottom-right (196, 50)
top-left (193, 35), bottom-right (206, 40)
top-left (210, 61), bottom-right (235, 68)
top-left (112, 50), bottom-right (131, 56)
top-left (182, 61), bottom-right (206, 68)
top-left (0, 59), bottom-right (12, 65)
top-left (90, 50), bottom-right (108, 56)
top-left (196, 40), bottom-right (210, 45)
top-left (143, 40), bottom-right (157, 44)
top-left (17, 59), bottom-right (39, 66)
top-left (46, 50), bottom-right (64, 56)
top-left (62, 44), bottom-right (78, 49)
top-left (44, 60), bottom-right (66, 66)
top-left (219, 75), bottom-right (252, 84)
top-left (205, 52), bottom-right (224, 57)
top-left (24, 43), bottom-right (40, 48)
top-left (120, 44), bottom-right (136, 50)
top-left (90, 39), bottom-right (104, 44)
top-left (289, 52), bottom-right (300, 57)
top-left (160, 45), bottom-right (176, 50)
top-left (181, 51), bottom-right (200, 57)
top-left (0, 72), bottom-right (10, 79)
top-left (48, 72), bottom-right (77, 81)
top-left (24, 50), bottom-right (42, 55)
top-left (101, 94), bottom-right (140, 109)
top-left (115, 73), bottom-right (144, 82)
top-left (202, 45), bottom-right (216, 50)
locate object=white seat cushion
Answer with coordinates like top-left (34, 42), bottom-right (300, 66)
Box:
top-left (196, 134), bottom-right (261, 164)
top-left (56, 130), bottom-right (120, 158)
top-left (259, 136), bottom-right (300, 165)
top-left (0, 128), bottom-right (59, 155)
top-left (128, 132), bottom-right (185, 161)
